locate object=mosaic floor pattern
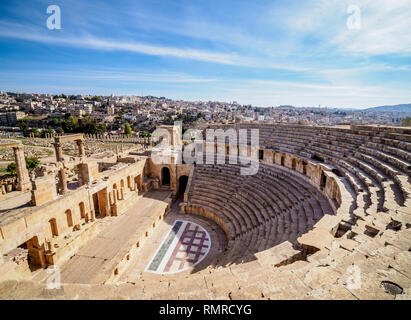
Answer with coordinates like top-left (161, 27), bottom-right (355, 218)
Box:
top-left (146, 220), bottom-right (211, 274)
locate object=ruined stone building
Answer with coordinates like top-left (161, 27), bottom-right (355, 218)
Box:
top-left (0, 124), bottom-right (410, 300)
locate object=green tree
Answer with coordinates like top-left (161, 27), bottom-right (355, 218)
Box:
top-left (41, 129), bottom-right (54, 138)
top-left (6, 157), bottom-right (40, 175)
top-left (62, 116), bottom-right (79, 133)
top-left (48, 117), bottom-right (63, 127)
top-left (6, 162), bottom-right (17, 175)
top-left (140, 130), bottom-right (150, 137)
top-left (30, 128), bottom-right (40, 137)
top-left (17, 120), bottom-right (30, 137)
top-left (97, 123), bottom-right (107, 134)
top-left (26, 157), bottom-right (40, 172)
top-left (124, 122), bottom-right (132, 136)
top-left (78, 116), bottom-right (106, 134)
top-left (402, 117), bottom-right (411, 127)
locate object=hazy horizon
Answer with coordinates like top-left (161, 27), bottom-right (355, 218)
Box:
top-left (3, 89), bottom-right (411, 111)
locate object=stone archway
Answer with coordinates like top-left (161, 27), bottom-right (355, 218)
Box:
top-left (161, 167), bottom-right (171, 186)
top-left (178, 175), bottom-right (189, 196)
top-left (320, 172), bottom-right (327, 190)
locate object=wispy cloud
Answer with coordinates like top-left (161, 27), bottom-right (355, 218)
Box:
top-left (0, 23), bottom-right (236, 65)
top-left (0, 0), bottom-right (410, 108)
top-left (0, 68), bottom-right (218, 83)
top-left (0, 20), bottom-right (311, 71)
top-left (330, 0), bottom-right (411, 55)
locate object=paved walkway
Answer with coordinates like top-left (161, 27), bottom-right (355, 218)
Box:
top-left (119, 201), bottom-right (227, 284)
top-left (48, 190), bottom-right (172, 284)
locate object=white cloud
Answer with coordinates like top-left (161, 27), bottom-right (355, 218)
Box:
top-left (0, 68), bottom-right (218, 83)
top-left (0, 20), bottom-right (310, 71)
top-left (0, 26), bottom-right (236, 65)
top-left (331, 0), bottom-right (411, 55)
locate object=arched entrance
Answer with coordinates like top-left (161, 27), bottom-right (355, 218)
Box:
top-left (320, 172), bottom-right (327, 190)
top-left (302, 161), bottom-right (307, 175)
top-left (161, 167), bottom-right (171, 185)
top-left (178, 175), bottom-right (189, 196)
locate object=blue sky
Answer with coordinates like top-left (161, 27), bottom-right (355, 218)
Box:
top-left (0, 0), bottom-right (410, 108)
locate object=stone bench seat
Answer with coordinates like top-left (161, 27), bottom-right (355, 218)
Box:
top-left (196, 166), bottom-right (298, 215)
top-left (194, 180), bottom-right (265, 216)
top-left (194, 174), bottom-right (276, 221)
top-left (349, 156), bottom-right (388, 196)
top-left (360, 145), bottom-right (411, 173)
top-left (365, 141), bottom-right (411, 165)
top-left (194, 173), bottom-right (281, 217)
top-left (191, 192), bottom-right (249, 229)
top-left (185, 203), bottom-right (236, 239)
top-left (184, 153), bottom-right (333, 266)
top-left (262, 168), bottom-right (314, 201)
top-left (192, 184), bottom-right (259, 228)
top-left (339, 159), bottom-right (376, 187)
top-left (374, 137), bottom-right (411, 152)
top-left (379, 132), bottom-right (411, 143)
top-left (192, 186), bottom-right (252, 228)
top-left (258, 171), bottom-right (305, 203)
top-left (193, 179), bottom-right (269, 227)
top-left (189, 196), bottom-right (243, 235)
top-left (198, 179), bottom-right (276, 225)
top-left (356, 152), bottom-right (402, 180)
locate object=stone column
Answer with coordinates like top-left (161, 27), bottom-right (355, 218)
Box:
top-left (58, 168), bottom-right (68, 194)
top-left (13, 146), bottom-right (32, 191)
top-left (54, 142), bottom-right (63, 161)
top-left (76, 139), bottom-right (86, 157)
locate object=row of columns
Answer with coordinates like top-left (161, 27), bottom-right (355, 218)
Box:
top-left (85, 134), bottom-right (151, 144)
top-left (0, 132), bottom-right (19, 139)
top-left (53, 138), bottom-right (85, 195)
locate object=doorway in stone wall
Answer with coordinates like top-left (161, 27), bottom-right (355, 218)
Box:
top-left (12, 236), bottom-right (44, 272)
top-left (178, 175), bottom-right (189, 196)
top-left (320, 172), bottom-right (327, 190)
top-left (92, 192), bottom-right (100, 217)
top-left (161, 167), bottom-right (170, 186)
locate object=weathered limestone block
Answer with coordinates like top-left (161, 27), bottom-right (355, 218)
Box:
top-left (31, 175), bottom-right (57, 206)
top-left (256, 241), bottom-right (303, 267)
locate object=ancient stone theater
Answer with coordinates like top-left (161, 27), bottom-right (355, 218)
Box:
top-left (0, 123), bottom-right (410, 299)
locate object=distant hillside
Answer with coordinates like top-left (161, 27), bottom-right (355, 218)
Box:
top-left (275, 105), bottom-right (296, 109)
top-left (364, 104), bottom-right (411, 113)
